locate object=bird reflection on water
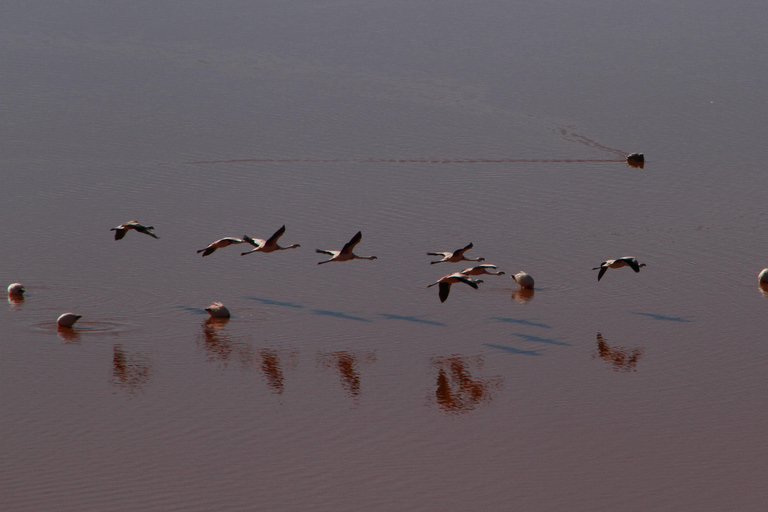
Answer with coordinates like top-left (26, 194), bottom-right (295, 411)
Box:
top-left (317, 350), bottom-right (377, 400)
top-left (200, 318), bottom-right (254, 368)
top-left (56, 326), bottom-right (81, 343)
top-left (593, 333), bottom-right (643, 372)
top-left (111, 345), bottom-right (152, 393)
top-left (258, 348), bottom-right (298, 395)
top-left (7, 292), bottom-right (25, 309)
top-left (430, 355), bottom-right (502, 414)
top-left (512, 288), bottom-right (535, 303)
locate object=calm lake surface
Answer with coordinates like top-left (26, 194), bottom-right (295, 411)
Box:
top-left (3, 1), bottom-right (768, 511)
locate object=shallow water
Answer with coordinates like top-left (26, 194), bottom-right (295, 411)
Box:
top-left (3, 1), bottom-right (768, 511)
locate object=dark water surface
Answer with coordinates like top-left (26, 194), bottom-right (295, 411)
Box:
top-left (3, 2), bottom-right (768, 511)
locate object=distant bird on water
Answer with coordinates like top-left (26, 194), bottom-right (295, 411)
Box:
top-left (241, 225), bottom-right (300, 255)
top-left (459, 264), bottom-right (505, 277)
top-left (427, 242), bottom-right (485, 264)
top-left (110, 220), bottom-right (159, 240)
top-left (428, 273), bottom-right (483, 303)
top-left (57, 313), bottom-right (81, 328)
top-left (205, 302), bottom-right (231, 319)
top-left (511, 271), bottom-right (535, 289)
top-left (7, 283), bottom-right (24, 295)
top-left (316, 231), bottom-right (377, 264)
top-left (197, 237), bottom-right (245, 257)
top-left (593, 257), bottom-right (646, 281)
top-left (759, 268), bottom-right (768, 284)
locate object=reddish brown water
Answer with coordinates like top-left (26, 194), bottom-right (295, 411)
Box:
top-left (3, 2), bottom-right (768, 511)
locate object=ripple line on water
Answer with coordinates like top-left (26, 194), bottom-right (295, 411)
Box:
top-left (181, 157), bottom-right (624, 165)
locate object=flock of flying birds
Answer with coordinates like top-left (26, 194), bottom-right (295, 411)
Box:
top-left (7, 219), bottom-right (659, 329)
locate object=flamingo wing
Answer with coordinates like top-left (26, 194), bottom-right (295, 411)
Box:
top-left (265, 225), bottom-right (286, 246)
top-left (341, 231), bottom-right (363, 254)
top-left (453, 242), bottom-right (473, 257)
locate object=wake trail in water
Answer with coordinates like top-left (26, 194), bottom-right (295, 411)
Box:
top-left (184, 158), bottom-right (623, 165)
top-left (181, 127), bottom-right (629, 165)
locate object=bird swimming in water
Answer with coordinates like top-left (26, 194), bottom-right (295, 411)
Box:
top-left (511, 271), bottom-right (535, 289)
top-left (205, 302), bottom-right (230, 318)
top-left (593, 257), bottom-right (646, 281)
top-left (197, 237), bottom-right (245, 257)
top-left (427, 273), bottom-right (483, 303)
top-left (7, 283), bottom-right (24, 295)
top-left (427, 242), bottom-right (484, 264)
top-left (241, 225), bottom-right (300, 255)
top-left (316, 231), bottom-right (377, 264)
top-left (57, 313), bottom-right (82, 328)
top-left (110, 221), bottom-right (159, 240)
top-left (459, 264), bottom-right (505, 277)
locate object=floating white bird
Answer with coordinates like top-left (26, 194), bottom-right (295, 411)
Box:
top-left (427, 242), bottom-right (484, 264)
top-left (759, 268), bottom-right (768, 284)
top-left (511, 271), bottom-right (535, 289)
top-left (7, 283), bottom-right (24, 295)
top-left (110, 220), bottom-right (159, 240)
top-left (205, 302), bottom-right (231, 318)
top-left (427, 273), bottom-right (483, 303)
top-left (459, 264), bottom-right (505, 277)
top-left (57, 313), bottom-right (82, 328)
top-left (316, 231), bottom-right (377, 264)
top-left (593, 257), bottom-right (646, 281)
top-left (241, 225), bottom-right (300, 255)
top-left (197, 237), bottom-right (245, 257)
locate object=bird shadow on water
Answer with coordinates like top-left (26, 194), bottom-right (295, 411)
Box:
top-left (512, 333), bottom-right (570, 346)
top-left (176, 306), bottom-right (208, 316)
top-left (483, 343), bottom-right (544, 356)
top-left (631, 312), bottom-right (693, 323)
top-left (378, 313), bottom-right (446, 326)
top-left (491, 317), bottom-right (552, 329)
top-left (245, 297), bottom-right (305, 309)
top-left (312, 309), bottom-right (372, 322)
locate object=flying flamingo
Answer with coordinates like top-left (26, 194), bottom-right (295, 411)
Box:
top-left (593, 257), bottom-right (646, 281)
top-left (241, 225), bottom-right (300, 255)
top-left (316, 231), bottom-right (377, 264)
top-left (197, 237), bottom-right (245, 257)
top-left (110, 220), bottom-right (159, 240)
top-left (427, 242), bottom-right (484, 264)
top-left (428, 273), bottom-right (483, 303)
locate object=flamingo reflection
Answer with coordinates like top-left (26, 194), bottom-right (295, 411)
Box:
top-left (430, 355), bottom-right (502, 414)
top-left (318, 350), bottom-right (376, 399)
top-left (110, 345), bottom-right (152, 393)
top-left (201, 318), bottom-right (254, 368)
top-left (512, 288), bottom-right (535, 303)
top-left (7, 291), bottom-right (25, 307)
top-left (258, 348), bottom-right (298, 395)
top-left (593, 332), bottom-right (643, 372)
top-left (56, 326), bottom-right (81, 343)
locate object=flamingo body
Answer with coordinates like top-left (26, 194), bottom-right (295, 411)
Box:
top-left (7, 283), bottom-right (24, 295)
top-left (57, 313), bottom-right (82, 328)
top-left (511, 271), bottom-right (535, 289)
top-left (205, 302), bottom-right (231, 318)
